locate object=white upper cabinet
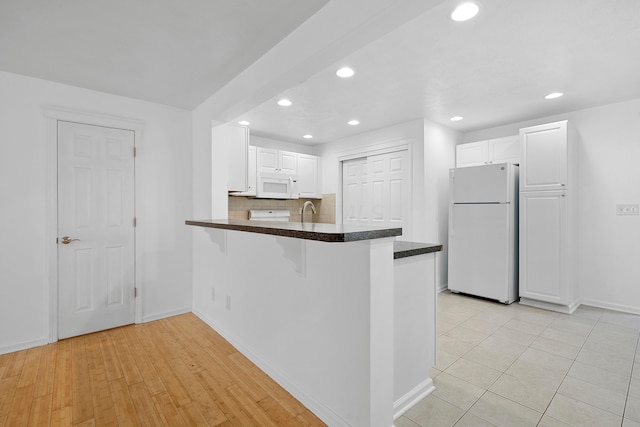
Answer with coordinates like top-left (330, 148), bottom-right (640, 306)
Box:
top-left (456, 135), bottom-right (520, 168)
top-left (234, 147), bottom-right (322, 199)
top-left (489, 135), bottom-right (520, 165)
top-left (213, 124), bottom-right (248, 192)
top-left (229, 146), bottom-right (256, 196)
top-left (257, 147), bottom-right (278, 172)
top-left (520, 121), bottom-right (568, 192)
top-left (297, 153), bottom-right (321, 198)
top-left (279, 151), bottom-right (298, 174)
top-left (456, 140), bottom-right (489, 167)
top-left (257, 147), bottom-right (298, 174)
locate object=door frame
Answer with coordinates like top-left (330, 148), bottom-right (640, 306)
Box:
top-left (43, 106), bottom-right (145, 343)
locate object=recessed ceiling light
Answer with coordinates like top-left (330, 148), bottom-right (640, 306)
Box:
top-left (336, 67), bottom-right (355, 78)
top-left (238, 120), bottom-right (250, 126)
top-left (451, 2), bottom-right (479, 21)
top-left (347, 120), bottom-right (360, 126)
top-left (303, 134), bottom-right (313, 139)
top-left (545, 92), bottom-right (564, 100)
top-left (450, 116), bottom-right (464, 122)
top-left (277, 99), bottom-right (292, 106)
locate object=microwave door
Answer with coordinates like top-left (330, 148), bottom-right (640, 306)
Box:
top-left (258, 175), bottom-right (289, 199)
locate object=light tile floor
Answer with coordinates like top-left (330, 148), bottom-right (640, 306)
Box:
top-left (396, 291), bottom-right (640, 427)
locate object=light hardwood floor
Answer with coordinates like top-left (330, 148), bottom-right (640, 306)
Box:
top-left (0, 313), bottom-right (326, 426)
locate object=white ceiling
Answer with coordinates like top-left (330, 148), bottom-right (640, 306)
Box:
top-left (2, 0), bottom-right (640, 143)
top-left (239, 0), bottom-right (640, 143)
top-left (0, 0), bottom-right (328, 109)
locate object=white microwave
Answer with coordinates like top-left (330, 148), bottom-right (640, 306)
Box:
top-left (256, 172), bottom-right (299, 199)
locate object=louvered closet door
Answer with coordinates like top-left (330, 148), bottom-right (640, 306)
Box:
top-left (57, 121), bottom-right (135, 339)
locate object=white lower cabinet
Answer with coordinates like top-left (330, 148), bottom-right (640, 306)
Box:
top-left (519, 190), bottom-right (577, 311)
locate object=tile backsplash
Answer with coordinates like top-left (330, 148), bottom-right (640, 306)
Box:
top-left (228, 193), bottom-right (336, 224)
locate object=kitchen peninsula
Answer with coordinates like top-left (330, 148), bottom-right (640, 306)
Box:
top-left (187, 219), bottom-right (441, 427)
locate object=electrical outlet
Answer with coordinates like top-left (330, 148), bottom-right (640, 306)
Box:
top-left (226, 296), bottom-right (231, 311)
top-left (211, 288), bottom-right (215, 301)
top-left (616, 204), bottom-right (639, 216)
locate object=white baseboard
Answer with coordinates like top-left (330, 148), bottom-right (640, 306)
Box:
top-left (192, 309), bottom-right (350, 427)
top-left (0, 307), bottom-right (191, 356)
top-left (141, 306), bottom-right (192, 323)
top-left (579, 299), bottom-right (640, 316)
top-left (0, 337), bottom-right (49, 356)
top-left (393, 378), bottom-right (435, 419)
top-left (519, 297), bottom-right (579, 314)
top-left (437, 284), bottom-right (449, 293)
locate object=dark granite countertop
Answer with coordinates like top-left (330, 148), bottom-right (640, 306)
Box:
top-left (186, 219), bottom-right (402, 243)
top-left (393, 241), bottom-right (443, 259)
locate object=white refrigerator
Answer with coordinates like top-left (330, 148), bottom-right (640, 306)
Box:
top-left (448, 163), bottom-right (519, 304)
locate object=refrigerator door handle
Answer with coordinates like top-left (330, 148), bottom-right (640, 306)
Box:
top-left (449, 205), bottom-right (454, 237)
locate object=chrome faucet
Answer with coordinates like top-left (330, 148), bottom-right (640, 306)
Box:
top-left (301, 200), bottom-right (316, 223)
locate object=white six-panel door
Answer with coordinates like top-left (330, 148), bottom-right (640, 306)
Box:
top-left (343, 158), bottom-right (369, 225)
top-left (57, 121), bottom-right (135, 339)
top-left (342, 150), bottom-right (410, 237)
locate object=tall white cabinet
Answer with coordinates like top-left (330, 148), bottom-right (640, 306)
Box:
top-left (519, 121), bottom-right (579, 313)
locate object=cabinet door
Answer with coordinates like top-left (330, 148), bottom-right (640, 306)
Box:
top-left (279, 150), bottom-right (298, 174)
top-left (456, 141), bottom-right (489, 167)
top-left (520, 121), bottom-right (567, 191)
top-left (297, 154), bottom-right (320, 198)
top-left (226, 125), bottom-right (248, 192)
top-left (257, 147), bottom-right (279, 173)
top-left (489, 135), bottom-right (520, 165)
top-left (519, 190), bottom-right (567, 304)
top-left (246, 146), bottom-right (256, 195)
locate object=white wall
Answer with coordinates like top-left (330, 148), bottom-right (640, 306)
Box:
top-left (316, 118), bottom-right (459, 288)
top-left (464, 98), bottom-right (640, 314)
top-left (423, 121), bottom-right (459, 288)
top-left (0, 71), bottom-right (193, 353)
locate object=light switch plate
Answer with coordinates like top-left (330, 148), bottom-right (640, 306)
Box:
top-left (616, 204), bottom-right (639, 215)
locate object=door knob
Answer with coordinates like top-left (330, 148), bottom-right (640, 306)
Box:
top-left (61, 236), bottom-right (80, 244)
